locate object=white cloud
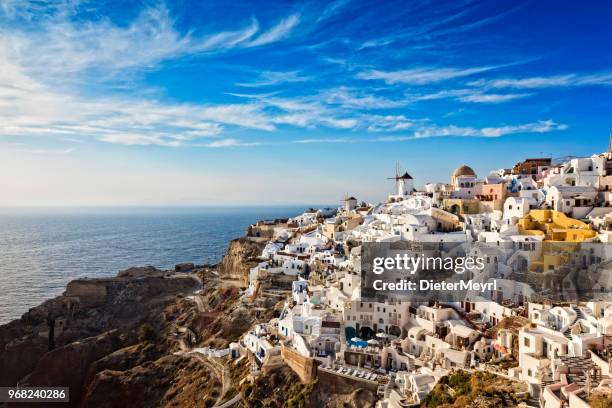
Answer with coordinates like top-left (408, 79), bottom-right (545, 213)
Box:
top-left (470, 73), bottom-right (612, 89)
top-left (233, 92), bottom-right (362, 130)
top-left (458, 92), bottom-right (531, 103)
top-left (401, 88), bottom-right (530, 104)
top-left (197, 104), bottom-right (274, 131)
top-left (0, 2), bottom-right (314, 147)
top-left (317, 0), bottom-right (350, 22)
top-left (321, 87), bottom-right (407, 109)
top-left (0, 54), bottom-right (273, 145)
top-left (246, 13), bottom-right (300, 47)
top-left (98, 133), bottom-right (181, 147)
top-left (364, 115), bottom-right (416, 132)
top-left (291, 120), bottom-right (567, 144)
top-left (356, 66), bottom-right (497, 85)
top-left (295, 138), bottom-right (350, 144)
top-left (203, 138), bottom-right (260, 148)
top-left (413, 120), bottom-right (567, 139)
top-left (2, 4), bottom-right (300, 82)
top-left (237, 70), bottom-right (311, 87)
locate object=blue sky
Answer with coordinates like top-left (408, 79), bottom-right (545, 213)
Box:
top-left (1, 0), bottom-right (612, 205)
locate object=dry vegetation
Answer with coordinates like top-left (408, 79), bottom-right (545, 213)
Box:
top-left (421, 370), bottom-right (529, 408)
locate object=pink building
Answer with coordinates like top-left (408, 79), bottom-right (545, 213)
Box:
top-left (475, 183), bottom-right (506, 202)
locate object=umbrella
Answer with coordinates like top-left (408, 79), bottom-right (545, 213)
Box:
top-left (351, 337), bottom-right (363, 342)
top-left (376, 332), bottom-right (389, 339)
top-left (367, 339), bottom-right (380, 345)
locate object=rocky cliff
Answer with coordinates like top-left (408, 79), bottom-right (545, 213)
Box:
top-left (0, 230), bottom-right (352, 408)
top-left (0, 268), bottom-right (199, 406)
top-left (218, 236), bottom-right (265, 283)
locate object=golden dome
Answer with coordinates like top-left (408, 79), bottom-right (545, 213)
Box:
top-left (452, 164), bottom-right (476, 184)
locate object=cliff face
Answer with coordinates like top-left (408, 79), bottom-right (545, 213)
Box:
top-left (218, 237), bottom-right (265, 283)
top-left (0, 269), bottom-right (199, 406)
top-left (81, 354), bottom-right (217, 408)
top-left (20, 330), bottom-right (134, 397)
top-left (0, 231), bottom-right (321, 408)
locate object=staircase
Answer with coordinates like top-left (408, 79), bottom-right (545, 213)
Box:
top-left (563, 305), bottom-right (585, 339)
top-left (572, 305), bottom-right (584, 320)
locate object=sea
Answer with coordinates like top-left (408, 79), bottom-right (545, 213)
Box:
top-left (0, 206), bottom-right (311, 324)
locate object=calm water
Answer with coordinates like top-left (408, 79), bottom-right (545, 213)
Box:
top-left (0, 206), bottom-right (308, 324)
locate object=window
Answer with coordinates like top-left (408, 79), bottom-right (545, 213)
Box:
top-left (524, 338), bottom-right (530, 347)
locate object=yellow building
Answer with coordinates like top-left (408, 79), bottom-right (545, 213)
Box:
top-left (517, 210), bottom-right (596, 242)
top-left (517, 210), bottom-right (598, 272)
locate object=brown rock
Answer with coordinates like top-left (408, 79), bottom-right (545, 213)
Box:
top-left (218, 237), bottom-right (264, 283)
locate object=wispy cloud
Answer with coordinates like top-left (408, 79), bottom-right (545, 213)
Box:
top-left (201, 138), bottom-right (261, 148)
top-left (316, 0), bottom-right (351, 23)
top-left (356, 66), bottom-right (497, 85)
top-left (470, 72), bottom-right (612, 89)
top-left (457, 92), bottom-right (531, 103)
top-left (321, 87), bottom-right (407, 109)
top-left (364, 115), bottom-right (416, 132)
top-left (237, 70), bottom-right (311, 87)
top-left (293, 119), bottom-right (568, 144)
top-left (0, 52), bottom-right (273, 146)
top-left (400, 88), bottom-right (531, 105)
top-left (412, 119), bottom-right (567, 139)
top-left (295, 138), bottom-right (351, 144)
top-left (4, 4), bottom-right (301, 83)
top-left (246, 13), bottom-right (300, 47)
top-left (0, 4), bottom-right (308, 148)
top-left (98, 133), bottom-right (182, 147)
top-left (0, 1), bottom-right (585, 152)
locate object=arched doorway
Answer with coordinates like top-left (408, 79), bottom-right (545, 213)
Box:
top-left (359, 326), bottom-right (374, 340)
top-left (388, 325), bottom-right (401, 337)
top-left (345, 327), bottom-right (356, 342)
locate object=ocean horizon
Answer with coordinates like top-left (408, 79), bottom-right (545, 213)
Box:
top-left (0, 205), bottom-right (324, 324)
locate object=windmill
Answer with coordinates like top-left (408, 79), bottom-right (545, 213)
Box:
top-left (388, 162), bottom-right (413, 196)
top-left (341, 192), bottom-right (357, 211)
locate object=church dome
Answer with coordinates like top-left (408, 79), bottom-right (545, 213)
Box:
top-left (451, 164), bottom-right (476, 185)
top-left (452, 164), bottom-right (476, 179)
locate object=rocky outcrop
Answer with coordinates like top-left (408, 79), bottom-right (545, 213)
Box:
top-left (64, 280), bottom-right (108, 307)
top-left (0, 271), bottom-right (199, 399)
top-left (0, 228), bottom-right (319, 408)
top-left (20, 330), bottom-right (134, 402)
top-left (218, 237), bottom-right (264, 282)
top-left (174, 263), bottom-right (195, 272)
top-left (82, 354), bottom-right (218, 408)
top-left (116, 265), bottom-right (163, 278)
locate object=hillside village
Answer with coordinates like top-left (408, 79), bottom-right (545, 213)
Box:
top-left (234, 136), bottom-right (612, 408)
